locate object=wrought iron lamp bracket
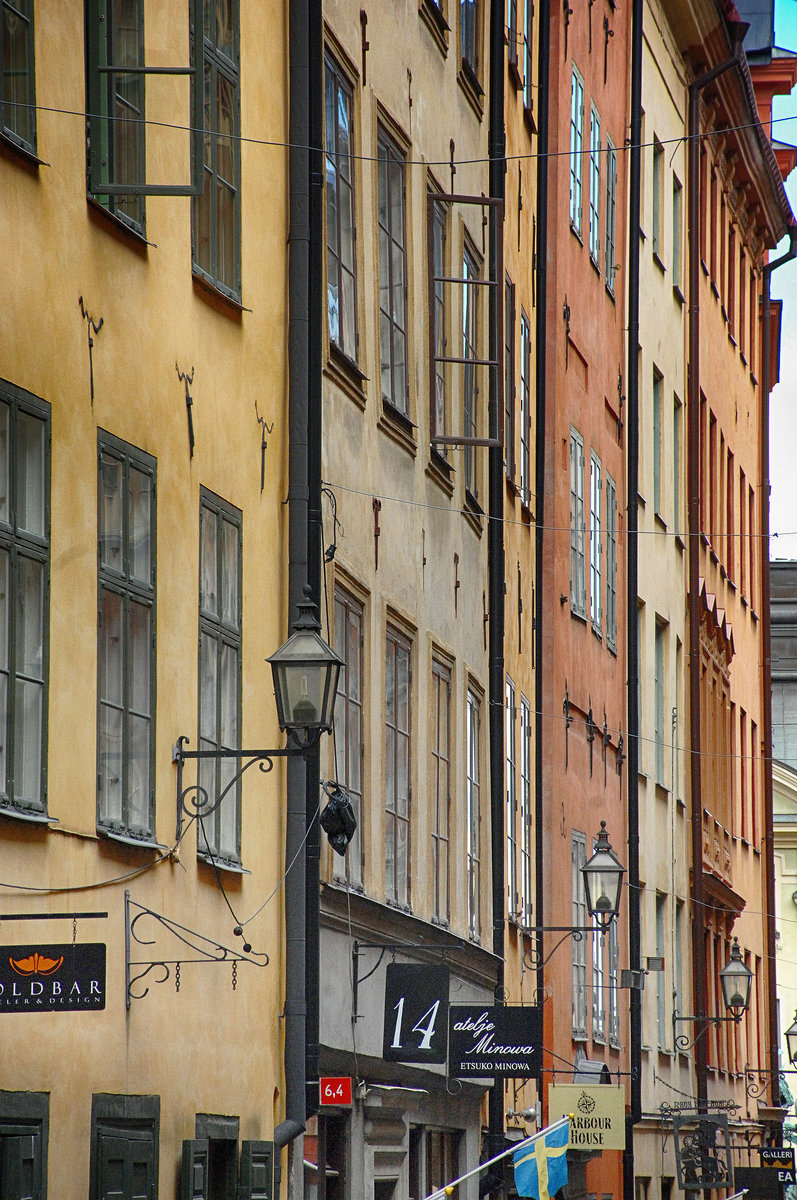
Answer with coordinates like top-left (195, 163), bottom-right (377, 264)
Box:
top-left (124, 890), bottom-right (268, 1008)
top-left (743, 1063), bottom-right (797, 1101)
top-left (351, 937), bottom-right (455, 1022)
top-left (173, 734), bottom-right (309, 839)
top-left (522, 926), bottom-right (595, 971)
top-left (672, 1010), bottom-right (741, 1053)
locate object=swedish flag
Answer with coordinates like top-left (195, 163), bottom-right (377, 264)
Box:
top-left (513, 1119), bottom-right (570, 1200)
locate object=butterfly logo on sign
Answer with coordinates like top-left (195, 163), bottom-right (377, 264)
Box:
top-left (10, 952), bottom-right (64, 977)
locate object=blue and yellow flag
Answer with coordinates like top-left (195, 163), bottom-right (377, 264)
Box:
top-left (513, 1119), bottom-right (570, 1200)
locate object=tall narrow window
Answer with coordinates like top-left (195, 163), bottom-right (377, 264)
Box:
top-left (672, 176), bottom-right (682, 291)
top-left (608, 918), bottom-right (619, 1044)
top-left (520, 309), bottom-right (531, 505)
top-left (605, 138), bottom-right (617, 292)
top-left (385, 626), bottom-right (411, 907)
top-left (461, 0), bottom-right (479, 76)
top-left (739, 467), bottom-right (746, 597)
top-left (0, 383), bottom-right (49, 817)
top-left (652, 139), bottom-right (663, 258)
top-left (508, 0), bottom-right (518, 67)
top-left (467, 688), bottom-right (482, 939)
top-left (431, 193), bottom-right (449, 446)
top-left (1, 0), bottom-right (35, 153)
top-left (592, 915), bottom-right (605, 1040)
top-left (606, 474), bottom-right (617, 651)
top-left (325, 57), bottom-right (357, 362)
top-left (523, 0), bottom-right (534, 111)
top-left (728, 226), bottom-right (736, 337)
top-left (569, 67), bottom-right (584, 235)
top-left (505, 277), bottom-right (515, 481)
top-left (726, 449), bottom-right (734, 578)
top-left (652, 370), bottom-right (662, 515)
top-left (673, 396), bottom-right (682, 536)
top-left (463, 244), bottom-right (480, 499)
top-left (86, 0), bottom-right (145, 232)
top-left (749, 484), bottom-right (757, 611)
top-left (740, 708), bottom-right (749, 840)
top-left (655, 620), bottom-right (666, 785)
top-left (334, 588), bottom-right (364, 887)
top-left (749, 267), bottom-right (757, 377)
top-left (197, 492), bottom-right (242, 866)
top-left (739, 246), bottom-right (747, 359)
top-left (431, 658), bottom-right (451, 923)
top-left (506, 678), bottom-right (517, 917)
top-left (192, 0), bottom-right (241, 300)
top-left (569, 428), bottom-right (586, 617)
top-left (519, 695), bottom-right (532, 927)
top-left (589, 105), bottom-right (601, 264)
top-left (572, 830), bottom-right (588, 1037)
top-left (656, 893), bottom-right (667, 1046)
top-left (709, 168), bottom-right (718, 281)
top-left (98, 434), bottom-right (156, 840)
top-left (675, 900), bottom-right (684, 1017)
top-left (378, 127), bottom-right (408, 415)
top-left (590, 452), bottom-right (602, 632)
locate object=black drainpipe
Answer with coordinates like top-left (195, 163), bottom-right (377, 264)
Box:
top-left (760, 225), bottom-right (797, 1108)
top-left (487, 0), bottom-right (506, 1181)
top-left (276, 0), bottom-right (314, 1160)
top-left (533, 0), bottom-right (550, 1022)
top-left (685, 28), bottom-right (746, 1119)
top-left (624, 0), bottom-right (643, 1189)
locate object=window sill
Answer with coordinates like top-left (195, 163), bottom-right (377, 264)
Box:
top-left (464, 488), bottom-right (485, 536)
top-left (605, 280), bottom-right (616, 303)
top-left (740, 351), bottom-right (748, 367)
top-left (654, 511), bottom-right (667, 532)
top-left (570, 222), bottom-right (583, 245)
top-left (728, 330), bottom-right (737, 349)
top-left (0, 130), bottom-right (44, 170)
top-left (751, 607), bottom-right (759, 624)
top-left (673, 284), bottom-right (685, 305)
top-left (509, 58), bottom-right (523, 90)
top-left (590, 252), bottom-right (601, 277)
top-left (98, 827), bottom-right (166, 851)
top-left (711, 280), bottom-right (719, 300)
top-left (457, 59), bottom-right (485, 119)
top-left (427, 447), bottom-right (455, 497)
top-left (592, 622), bottom-right (603, 642)
top-left (653, 250), bottom-right (666, 273)
top-left (378, 398), bottom-right (418, 457)
top-left (326, 343), bottom-right (368, 409)
top-left (523, 104), bottom-right (537, 135)
top-left (700, 257), bottom-right (709, 276)
top-left (570, 606), bottom-right (587, 625)
top-left (0, 804), bottom-right (58, 826)
top-left (192, 271), bottom-right (245, 320)
top-left (675, 533), bottom-right (685, 552)
top-left (727, 577), bottom-right (737, 593)
top-left (419, 0), bottom-right (450, 56)
top-left (741, 594), bottom-right (749, 609)
top-left (87, 196), bottom-right (150, 252)
top-left (197, 851), bottom-right (250, 875)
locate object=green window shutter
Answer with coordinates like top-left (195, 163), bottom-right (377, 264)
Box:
top-left (97, 1129), bottom-right (155, 1200)
top-left (181, 1140), bottom-right (209, 1200)
top-left (239, 1142), bottom-right (273, 1200)
top-left (0, 1131), bottom-right (40, 1200)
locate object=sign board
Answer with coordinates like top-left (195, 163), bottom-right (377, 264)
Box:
top-left (761, 1150), bottom-right (796, 1173)
top-left (0, 943), bottom-right (106, 1012)
top-left (672, 1114), bottom-right (732, 1191)
top-left (448, 1004), bottom-right (542, 1077)
top-left (382, 963), bottom-right (450, 1064)
top-left (319, 1077), bottom-right (352, 1107)
top-left (734, 1167), bottom-right (787, 1199)
top-left (548, 1084), bottom-right (626, 1150)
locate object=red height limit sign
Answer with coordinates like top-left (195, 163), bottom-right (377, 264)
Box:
top-left (319, 1076), bottom-right (353, 1107)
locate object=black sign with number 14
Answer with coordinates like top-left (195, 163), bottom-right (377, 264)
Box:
top-left (382, 963), bottom-right (450, 1063)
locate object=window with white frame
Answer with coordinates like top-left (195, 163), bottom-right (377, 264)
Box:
top-left (605, 138), bottom-right (617, 293)
top-left (656, 893), bottom-right (667, 1047)
top-left (652, 139), bottom-right (664, 258)
top-left (572, 830), bottom-right (588, 1037)
top-left (378, 126), bottom-right (408, 415)
top-left (519, 694), bottom-right (532, 927)
top-left (431, 192), bottom-right (449, 447)
top-left (520, 309), bottom-right (531, 506)
top-left (655, 620), bottom-right (666, 786)
top-left (523, 0), bottom-right (534, 110)
top-left (505, 277), bottom-right (515, 480)
top-left (589, 105), bottom-right (601, 264)
top-left (570, 428), bottom-right (586, 618)
top-left (606, 473), bottom-right (617, 651)
top-left (467, 688), bottom-right (482, 939)
top-left (570, 67), bottom-right (584, 235)
top-left (608, 917), bottom-right (620, 1044)
top-left (508, 0), bottom-right (518, 67)
top-left (653, 370), bottom-right (663, 516)
top-left (325, 55), bottom-right (358, 362)
top-left (506, 677), bottom-right (517, 917)
top-left (334, 587), bottom-right (364, 887)
top-left (590, 451), bottom-right (602, 632)
top-left (593, 916), bottom-right (606, 1040)
top-left (431, 657), bottom-right (451, 923)
top-left (385, 625), bottom-right (411, 907)
top-left (463, 243), bottom-right (481, 500)
top-left (673, 175), bottom-right (683, 291)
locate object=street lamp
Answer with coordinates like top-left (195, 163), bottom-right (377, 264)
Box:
top-left (786, 1011), bottom-right (797, 1067)
top-left (582, 821), bottom-right (625, 931)
top-left (268, 593), bottom-right (344, 745)
top-left (673, 937), bottom-right (754, 1051)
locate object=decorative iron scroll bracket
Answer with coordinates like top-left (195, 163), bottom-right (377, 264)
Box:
top-left (351, 937), bottom-right (456, 1022)
top-left (125, 890), bottom-right (268, 1008)
top-left (173, 735), bottom-right (300, 840)
top-left (743, 1064), bottom-right (797, 1101)
top-left (672, 1010), bottom-right (741, 1053)
top-left (78, 295), bottom-right (103, 406)
top-left (522, 926), bottom-right (594, 971)
top-left (176, 363), bottom-right (195, 458)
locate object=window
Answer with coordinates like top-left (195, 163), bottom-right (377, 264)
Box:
top-left (91, 1095), bottom-right (159, 1200)
top-left (572, 830), bottom-right (587, 1036)
top-left (427, 1131), bottom-right (460, 1196)
top-left (606, 474), bottom-right (617, 651)
top-left (0, 382), bottom-right (49, 819)
top-left (605, 138), bottom-right (617, 292)
top-left (198, 491), bottom-right (242, 867)
top-left (652, 139), bottom-right (663, 258)
top-left (519, 694), bottom-right (532, 927)
top-left (726, 449), bottom-right (734, 578)
top-left (672, 176), bottom-right (682, 291)
top-left (749, 267), bottom-right (757, 377)
top-left (97, 434), bottom-right (156, 841)
top-left (592, 913), bottom-right (605, 1040)
top-left (86, 0), bottom-right (145, 232)
top-left (674, 900), bottom-right (684, 1017)
top-left (569, 68), bottom-right (584, 235)
top-left (506, 677), bottom-right (517, 917)
top-left (461, 0), bottom-right (479, 77)
top-left (467, 688), bottom-right (482, 939)
top-left (508, 0), bottom-right (518, 67)
top-left (590, 451), bottom-right (602, 632)
top-left (739, 246), bottom-right (747, 358)
top-left (654, 621), bottom-right (665, 785)
top-left (608, 918), bottom-right (619, 1044)
top-left (192, 0), bottom-right (241, 300)
top-left (569, 428), bottom-right (586, 617)
top-left (378, 127), bottom-right (408, 415)
top-left (656, 894), bottom-right (667, 1046)
top-left (431, 658), bottom-right (451, 922)
top-left (385, 626), bottom-right (411, 908)
top-left (463, 244), bottom-right (481, 500)
top-left (1, 0), bottom-right (35, 153)
top-left (589, 105), bottom-right (601, 264)
top-left (0, 1091), bottom-right (49, 1199)
top-left (431, 193), bottom-right (449, 447)
top-left (673, 396), bottom-right (681, 536)
top-left (523, 0), bottom-right (534, 110)
top-left (520, 309), bottom-right (531, 505)
top-left (325, 56), bottom-right (357, 362)
top-left (334, 588), bottom-right (364, 887)
top-left (652, 370), bottom-right (662, 515)
top-left (728, 226), bottom-right (736, 336)
top-left (739, 467), bottom-right (746, 597)
top-left (505, 277), bottom-right (515, 480)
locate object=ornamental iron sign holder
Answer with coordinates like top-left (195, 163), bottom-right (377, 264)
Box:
top-left (673, 1113), bottom-right (733, 1191)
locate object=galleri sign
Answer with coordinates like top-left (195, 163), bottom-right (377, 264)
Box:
top-left (0, 943), bottom-right (106, 1012)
